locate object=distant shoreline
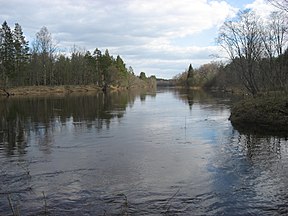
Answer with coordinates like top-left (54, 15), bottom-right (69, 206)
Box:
top-left (0, 82), bottom-right (157, 97)
top-left (0, 85), bottom-right (103, 97)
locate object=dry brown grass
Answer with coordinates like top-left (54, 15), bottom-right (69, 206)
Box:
top-left (1, 85), bottom-right (102, 97)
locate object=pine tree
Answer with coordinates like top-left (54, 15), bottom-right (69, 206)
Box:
top-left (93, 48), bottom-right (102, 85)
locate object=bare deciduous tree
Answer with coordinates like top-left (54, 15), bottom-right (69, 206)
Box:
top-left (267, 0), bottom-right (288, 12)
top-left (261, 11), bottom-right (288, 90)
top-left (32, 26), bottom-right (57, 85)
top-left (218, 10), bottom-right (263, 95)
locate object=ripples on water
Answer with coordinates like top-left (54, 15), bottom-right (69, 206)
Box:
top-left (0, 89), bottom-right (288, 215)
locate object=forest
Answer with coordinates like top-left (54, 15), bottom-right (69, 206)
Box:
top-left (0, 22), bottom-right (156, 95)
top-left (174, 9), bottom-right (288, 96)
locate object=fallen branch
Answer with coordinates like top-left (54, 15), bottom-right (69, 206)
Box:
top-left (0, 88), bottom-right (10, 97)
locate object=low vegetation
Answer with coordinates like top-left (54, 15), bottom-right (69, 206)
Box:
top-left (230, 94), bottom-right (288, 133)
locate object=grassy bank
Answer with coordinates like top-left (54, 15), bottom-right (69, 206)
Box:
top-left (0, 85), bottom-right (102, 97)
top-left (0, 80), bottom-right (157, 97)
top-left (229, 94), bottom-right (288, 133)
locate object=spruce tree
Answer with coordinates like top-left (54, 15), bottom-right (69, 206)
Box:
top-left (0, 21), bottom-right (15, 83)
top-left (186, 63), bottom-right (194, 87)
top-left (13, 23), bottom-right (29, 85)
top-left (116, 55), bottom-right (127, 75)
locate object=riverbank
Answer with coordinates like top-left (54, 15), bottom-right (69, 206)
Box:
top-left (0, 85), bottom-right (103, 97)
top-left (229, 94), bottom-right (288, 133)
top-left (0, 77), bottom-right (157, 97)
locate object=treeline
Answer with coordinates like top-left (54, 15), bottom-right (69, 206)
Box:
top-left (0, 21), bottom-right (155, 90)
top-left (175, 9), bottom-right (288, 95)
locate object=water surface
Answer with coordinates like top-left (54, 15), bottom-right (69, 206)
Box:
top-left (0, 89), bottom-right (288, 215)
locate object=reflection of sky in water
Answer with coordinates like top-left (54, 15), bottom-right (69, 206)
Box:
top-left (1, 90), bottom-right (288, 215)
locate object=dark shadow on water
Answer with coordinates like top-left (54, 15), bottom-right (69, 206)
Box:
top-left (231, 121), bottom-right (288, 139)
top-left (0, 90), bottom-right (154, 156)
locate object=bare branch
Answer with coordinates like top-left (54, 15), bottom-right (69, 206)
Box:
top-left (267, 0), bottom-right (288, 12)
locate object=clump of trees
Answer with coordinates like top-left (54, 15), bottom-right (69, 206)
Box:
top-left (218, 10), bottom-right (288, 95)
top-left (174, 62), bottom-right (228, 89)
top-left (0, 21), bottom-right (155, 91)
top-left (0, 21), bottom-right (29, 88)
top-left (174, 8), bottom-right (288, 95)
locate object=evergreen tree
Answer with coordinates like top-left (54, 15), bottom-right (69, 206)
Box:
top-left (114, 55), bottom-right (128, 86)
top-left (84, 51), bottom-right (97, 84)
top-left (115, 55), bottom-right (127, 75)
top-left (186, 63), bottom-right (194, 87)
top-left (0, 21), bottom-right (15, 84)
top-left (54, 54), bottom-right (70, 85)
top-left (13, 23), bottom-right (29, 85)
top-left (139, 72), bottom-right (147, 80)
top-left (99, 49), bottom-right (113, 85)
top-left (93, 48), bottom-right (102, 85)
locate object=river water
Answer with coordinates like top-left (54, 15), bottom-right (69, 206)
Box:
top-left (0, 88), bottom-right (288, 215)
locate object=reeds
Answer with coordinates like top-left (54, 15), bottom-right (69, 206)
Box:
top-left (7, 194), bottom-right (20, 216)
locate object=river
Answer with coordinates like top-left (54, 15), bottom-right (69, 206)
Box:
top-left (0, 88), bottom-right (287, 215)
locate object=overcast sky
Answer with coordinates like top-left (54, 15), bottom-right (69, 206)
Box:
top-left (0, 0), bottom-right (276, 78)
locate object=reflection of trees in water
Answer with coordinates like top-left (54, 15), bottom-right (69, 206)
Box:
top-left (0, 91), bottom-right (139, 156)
top-left (0, 111), bottom-right (28, 156)
top-left (237, 133), bottom-right (288, 208)
top-left (210, 126), bottom-right (288, 213)
top-left (237, 133), bottom-right (288, 167)
top-left (139, 91), bottom-right (156, 102)
top-left (170, 87), bottom-right (288, 211)
top-left (232, 122), bottom-right (288, 138)
top-left (172, 88), bottom-right (231, 111)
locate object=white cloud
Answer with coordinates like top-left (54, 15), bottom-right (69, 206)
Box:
top-left (245, 0), bottom-right (278, 18)
top-left (0, 0), bottom-right (238, 78)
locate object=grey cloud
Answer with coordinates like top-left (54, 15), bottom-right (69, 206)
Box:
top-left (0, 0), bottom-right (237, 78)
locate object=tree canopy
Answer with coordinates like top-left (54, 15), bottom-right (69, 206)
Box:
top-left (0, 21), bottom-right (155, 91)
